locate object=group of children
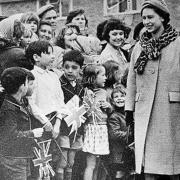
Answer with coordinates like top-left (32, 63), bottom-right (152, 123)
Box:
top-left (0, 39), bottom-right (133, 180)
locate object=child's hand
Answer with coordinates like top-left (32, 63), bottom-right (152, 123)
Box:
top-left (99, 101), bottom-right (111, 109)
top-left (32, 128), bottom-right (44, 138)
top-left (69, 121), bottom-right (78, 135)
top-left (81, 116), bottom-right (87, 123)
top-left (52, 125), bottom-right (60, 139)
top-left (43, 121), bottom-right (53, 132)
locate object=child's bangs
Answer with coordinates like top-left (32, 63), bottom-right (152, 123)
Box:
top-left (27, 14), bottom-right (39, 24)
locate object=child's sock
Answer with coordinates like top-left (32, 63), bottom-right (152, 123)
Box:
top-left (65, 167), bottom-right (72, 180)
top-left (55, 168), bottom-right (64, 180)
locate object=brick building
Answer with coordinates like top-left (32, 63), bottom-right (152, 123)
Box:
top-left (0, 0), bottom-right (180, 36)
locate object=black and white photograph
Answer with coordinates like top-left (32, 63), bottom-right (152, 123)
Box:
top-left (0, 0), bottom-right (180, 180)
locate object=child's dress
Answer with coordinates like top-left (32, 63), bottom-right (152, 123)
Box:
top-left (82, 88), bottom-right (110, 155)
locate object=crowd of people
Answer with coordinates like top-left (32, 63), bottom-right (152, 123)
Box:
top-left (0, 0), bottom-right (180, 180)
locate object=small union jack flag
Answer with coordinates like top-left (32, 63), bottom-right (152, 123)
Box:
top-left (83, 89), bottom-right (103, 124)
top-left (33, 139), bottom-right (55, 178)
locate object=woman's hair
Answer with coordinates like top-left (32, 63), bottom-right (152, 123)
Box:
top-left (102, 18), bottom-right (131, 42)
top-left (141, 4), bottom-right (170, 27)
top-left (1, 67), bottom-right (34, 94)
top-left (82, 64), bottom-right (104, 90)
top-left (20, 12), bottom-right (40, 27)
top-left (55, 23), bottom-right (80, 49)
top-left (103, 60), bottom-right (120, 88)
top-left (133, 22), bottom-right (144, 41)
top-left (96, 20), bottom-right (108, 41)
top-left (13, 20), bottom-right (25, 41)
top-left (66, 9), bottom-right (88, 27)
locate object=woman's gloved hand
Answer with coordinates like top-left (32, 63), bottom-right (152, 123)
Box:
top-left (125, 110), bottom-right (134, 126)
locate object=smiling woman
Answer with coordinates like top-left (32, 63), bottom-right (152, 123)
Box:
top-left (99, 18), bottom-right (130, 81)
top-left (125, 0), bottom-right (180, 179)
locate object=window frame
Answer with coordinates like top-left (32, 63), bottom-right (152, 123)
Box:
top-left (37, 0), bottom-right (73, 19)
top-left (103, 0), bottom-right (144, 16)
top-left (51, 0), bottom-right (73, 19)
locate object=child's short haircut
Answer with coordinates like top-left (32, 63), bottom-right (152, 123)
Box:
top-left (82, 64), bottom-right (104, 89)
top-left (25, 40), bottom-right (53, 64)
top-left (111, 86), bottom-right (126, 100)
top-left (21, 12), bottom-right (39, 26)
top-left (38, 20), bottom-right (51, 30)
top-left (62, 50), bottom-right (84, 68)
top-left (1, 67), bottom-right (34, 95)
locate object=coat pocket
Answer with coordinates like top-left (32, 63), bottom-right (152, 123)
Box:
top-left (168, 91), bottom-right (180, 102)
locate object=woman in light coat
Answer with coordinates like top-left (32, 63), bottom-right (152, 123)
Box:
top-left (125, 0), bottom-right (180, 179)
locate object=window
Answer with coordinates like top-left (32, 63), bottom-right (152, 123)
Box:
top-left (38, 0), bottom-right (73, 18)
top-left (104, 0), bottom-right (144, 15)
top-left (59, 0), bottom-right (73, 18)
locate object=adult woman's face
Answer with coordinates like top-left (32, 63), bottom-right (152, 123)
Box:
top-left (109, 29), bottom-right (125, 48)
top-left (142, 8), bottom-right (164, 35)
top-left (64, 27), bottom-right (78, 49)
top-left (71, 14), bottom-right (86, 31)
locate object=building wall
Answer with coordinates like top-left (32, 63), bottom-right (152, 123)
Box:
top-left (0, 1), bottom-right (36, 17)
top-left (57, 0), bottom-right (142, 36)
top-left (0, 0), bottom-right (180, 35)
top-left (167, 0), bottom-right (180, 31)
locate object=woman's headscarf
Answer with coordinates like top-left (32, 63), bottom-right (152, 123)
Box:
top-left (0, 13), bottom-right (23, 41)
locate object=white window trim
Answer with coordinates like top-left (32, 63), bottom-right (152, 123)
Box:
top-left (36, 0), bottom-right (40, 11)
top-left (59, 0), bottom-right (73, 19)
top-left (0, 4), bottom-right (2, 15)
top-left (103, 0), bottom-right (143, 16)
